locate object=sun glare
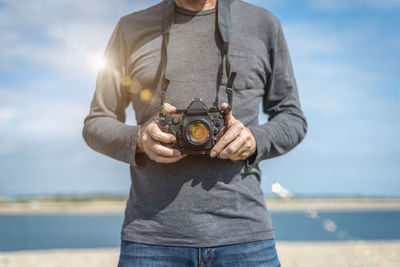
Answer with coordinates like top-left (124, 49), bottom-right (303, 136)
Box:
top-left (86, 51), bottom-right (107, 72)
top-left (97, 57), bottom-right (107, 70)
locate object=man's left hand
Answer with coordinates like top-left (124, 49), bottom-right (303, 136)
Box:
top-left (210, 102), bottom-right (256, 162)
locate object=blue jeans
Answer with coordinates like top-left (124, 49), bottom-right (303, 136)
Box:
top-left (118, 239), bottom-right (281, 267)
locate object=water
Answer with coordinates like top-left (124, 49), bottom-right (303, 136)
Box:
top-left (271, 210), bottom-right (400, 241)
top-left (0, 211), bottom-right (399, 252)
top-left (0, 215), bottom-right (122, 252)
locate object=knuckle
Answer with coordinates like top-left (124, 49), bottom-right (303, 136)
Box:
top-left (235, 121), bottom-right (243, 129)
top-left (167, 149), bottom-right (175, 157)
top-left (155, 133), bottom-right (162, 141)
top-left (152, 145), bottom-right (161, 154)
top-left (148, 128), bottom-right (156, 137)
top-left (221, 137), bottom-right (229, 145)
top-left (238, 137), bottom-right (246, 145)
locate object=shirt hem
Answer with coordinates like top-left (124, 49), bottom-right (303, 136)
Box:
top-left (120, 230), bottom-right (275, 248)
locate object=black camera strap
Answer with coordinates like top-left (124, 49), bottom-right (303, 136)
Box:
top-left (159, 0), bottom-right (236, 117)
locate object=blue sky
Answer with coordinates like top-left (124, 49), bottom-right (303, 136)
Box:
top-left (0, 0), bottom-right (399, 198)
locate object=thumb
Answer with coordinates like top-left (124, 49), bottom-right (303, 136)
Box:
top-left (220, 102), bottom-right (235, 127)
top-left (163, 102), bottom-right (176, 114)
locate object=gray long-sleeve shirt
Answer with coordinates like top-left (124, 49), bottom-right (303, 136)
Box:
top-left (83, 0), bottom-right (307, 247)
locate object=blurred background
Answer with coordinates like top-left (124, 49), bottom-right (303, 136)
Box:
top-left (1, 0), bottom-right (399, 198)
top-left (0, 0), bottom-right (399, 266)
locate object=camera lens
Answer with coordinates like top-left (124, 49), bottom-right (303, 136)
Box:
top-left (186, 121), bottom-right (210, 145)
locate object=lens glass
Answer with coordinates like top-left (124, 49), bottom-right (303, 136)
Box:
top-left (186, 121), bottom-right (210, 145)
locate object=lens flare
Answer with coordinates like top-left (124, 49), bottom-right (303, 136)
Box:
top-left (121, 76), bottom-right (131, 87)
top-left (305, 207), bottom-right (319, 219)
top-left (128, 79), bottom-right (142, 94)
top-left (272, 183), bottom-right (282, 194)
top-left (188, 122), bottom-right (209, 144)
top-left (140, 89), bottom-right (152, 102)
top-left (272, 182), bottom-right (292, 199)
top-left (323, 219), bottom-right (338, 233)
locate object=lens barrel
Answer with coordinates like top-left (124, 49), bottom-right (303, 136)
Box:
top-left (185, 120), bottom-right (211, 145)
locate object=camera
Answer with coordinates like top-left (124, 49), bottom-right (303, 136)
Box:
top-left (159, 98), bottom-right (225, 154)
top-left (158, 72), bottom-right (236, 155)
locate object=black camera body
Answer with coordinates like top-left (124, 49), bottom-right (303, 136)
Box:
top-left (159, 98), bottom-right (225, 154)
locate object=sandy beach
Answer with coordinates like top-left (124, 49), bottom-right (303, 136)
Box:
top-left (0, 241), bottom-right (399, 267)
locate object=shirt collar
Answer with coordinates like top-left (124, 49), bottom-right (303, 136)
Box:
top-left (162, 0), bottom-right (232, 44)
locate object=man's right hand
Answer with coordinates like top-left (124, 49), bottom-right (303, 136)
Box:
top-left (136, 103), bottom-right (187, 163)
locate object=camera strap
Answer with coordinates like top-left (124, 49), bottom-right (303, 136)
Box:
top-left (159, 0), bottom-right (236, 117)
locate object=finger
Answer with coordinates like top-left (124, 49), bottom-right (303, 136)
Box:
top-left (218, 133), bottom-right (248, 159)
top-left (220, 102), bottom-right (229, 110)
top-left (147, 138), bottom-right (182, 158)
top-left (163, 102), bottom-right (176, 114)
top-left (210, 120), bottom-right (243, 157)
top-left (215, 126), bottom-right (226, 142)
top-left (220, 102), bottom-right (236, 128)
top-left (147, 123), bottom-right (176, 143)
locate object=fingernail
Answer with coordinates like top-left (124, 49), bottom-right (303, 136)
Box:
top-left (210, 151), bottom-right (216, 157)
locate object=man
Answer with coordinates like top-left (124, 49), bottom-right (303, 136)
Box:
top-left (83, 0), bottom-right (307, 266)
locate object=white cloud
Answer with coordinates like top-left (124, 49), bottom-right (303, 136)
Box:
top-left (0, 108), bottom-right (16, 123)
top-left (0, 0), bottom-right (158, 76)
top-left (284, 23), bottom-right (377, 114)
top-left (0, 81), bottom-right (132, 197)
top-left (0, 87), bottom-right (87, 154)
top-left (0, 0), bottom-right (155, 197)
top-left (281, 21), bottom-right (400, 157)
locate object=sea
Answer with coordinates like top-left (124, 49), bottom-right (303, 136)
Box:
top-left (0, 210), bottom-right (399, 252)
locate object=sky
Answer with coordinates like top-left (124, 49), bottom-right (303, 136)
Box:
top-left (0, 0), bottom-right (399, 198)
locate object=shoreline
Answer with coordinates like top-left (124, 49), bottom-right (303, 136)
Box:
top-left (1, 198), bottom-right (400, 214)
top-left (1, 241), bottom-right (399, 267)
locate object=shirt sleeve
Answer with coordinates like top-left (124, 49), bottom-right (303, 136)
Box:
top-left (246, 20), bottom-right (308, 166)
top-left (82, 18), bottom-right (141, 167)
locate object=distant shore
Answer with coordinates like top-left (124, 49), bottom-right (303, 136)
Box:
top-left (1, 241), bottom-right (399, 267)
top-left (1, 198), bottom-right (400, 214)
